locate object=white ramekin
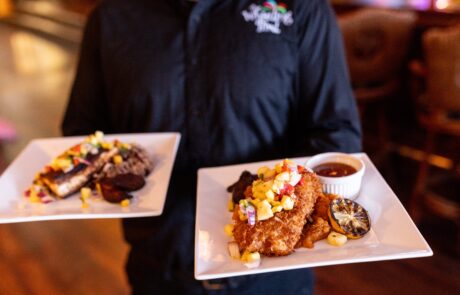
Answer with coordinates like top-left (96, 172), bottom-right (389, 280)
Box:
top-left (305, 152), bottom-right (365, 200)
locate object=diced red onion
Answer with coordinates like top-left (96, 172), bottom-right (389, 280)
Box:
top-left (246, 205), bottom-right (256, 226)
top-left (41, 196), bottom-right (55, 203)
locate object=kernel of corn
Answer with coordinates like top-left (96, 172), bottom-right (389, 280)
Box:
top-left (271, 205), bottom-right (283, 213)
top-left (120, 199), bottom-right (130, 207)
top-left (228, 198), bottom-right (234, 212)
top-left (224, 224), bottom-right (234, 237)
top-left (29, 195), bottom-right (41, 203)
top-left (80, 187), bottom-right (91, 201)
top-left (96, 183), bottom-right (103, 196)
top-left (81, 202), bottom-right (90, 209)
top-left (241, 250), bottom-right (260, 263)
top-left (113, 155), bottom-right (123, 165)
top-left (101, 142), bottom-right (113, 150)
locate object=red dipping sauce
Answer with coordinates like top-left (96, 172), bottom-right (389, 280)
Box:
top-left (313, 162), bottom-right (357, 177)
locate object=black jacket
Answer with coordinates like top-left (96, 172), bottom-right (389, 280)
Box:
top-left (62, 0), bottom-right (361, 293)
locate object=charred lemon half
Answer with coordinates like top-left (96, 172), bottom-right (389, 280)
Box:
top-left (328, 198), bottom-right (370, 239)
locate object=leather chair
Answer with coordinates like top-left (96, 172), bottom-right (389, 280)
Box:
top-left (409, 24), bottom-right (460, 252)
top-left (338, 8), bottom-right (417, 158)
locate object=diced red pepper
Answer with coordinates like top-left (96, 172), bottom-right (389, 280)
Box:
top-left (299, 178), bottom-right (306, 186)
top-left (279, 183), bottom-right (294, 196)
top-left (24, 189), bottom-right (31, 197)
top-left (80, 158), bottom-right (91, 165)
top-left (297, 165), bottom-right (306, 173)
top-left (281, 160), bottom-right (290, 172)
top-left (42, 196), bottom-right (54, 204)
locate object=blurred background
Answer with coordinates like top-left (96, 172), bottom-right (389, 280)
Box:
top-left (0, 0), bottom-right (459, 294)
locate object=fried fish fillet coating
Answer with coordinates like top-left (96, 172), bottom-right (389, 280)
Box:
top-left (298, 217), bottom-right (331, 249)
top-left (297, 193), bottom-right (338, 248)
top-left (232, 171), bottom-right (322, 256)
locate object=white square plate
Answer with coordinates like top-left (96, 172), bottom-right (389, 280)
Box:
top-left (195, 153), bottom-right (432, 280)
top-left (0, 133), bottom-right (180, 223)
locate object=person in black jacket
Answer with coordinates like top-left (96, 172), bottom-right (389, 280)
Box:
top-left (62, 0), bottom-right (361, 294)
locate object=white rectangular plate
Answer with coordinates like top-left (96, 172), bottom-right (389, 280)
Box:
top-left (0, 132), bottom-right (180, 223)
top-left (195, 153), bottom-right (432, 280)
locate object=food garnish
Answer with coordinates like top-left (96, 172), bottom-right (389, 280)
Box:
top-left (24, 131), bottom-right (153, 207)
top-left (120, 199), bottom-right (130, 207)
top-left (328, 198), bottom-right (371, 239)
top-left (224, 224), bottom-right (234, 237)
top-left (235, 159), bottom-right (303, 224)
top-left (241, 250), bottom-right (261, 269)
top-left (327, 231), bottom-right (348, 247)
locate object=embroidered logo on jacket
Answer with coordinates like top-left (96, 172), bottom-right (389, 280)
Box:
top-left (242, 1), bottom-right (293, 34)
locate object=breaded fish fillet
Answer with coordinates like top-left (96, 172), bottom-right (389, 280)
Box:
top-left (232, 171), bottom-right (322, 256)
top-left (298, 217), bottom-right (331, 249)
top-left (297, 193), bottom-right (337, 248)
